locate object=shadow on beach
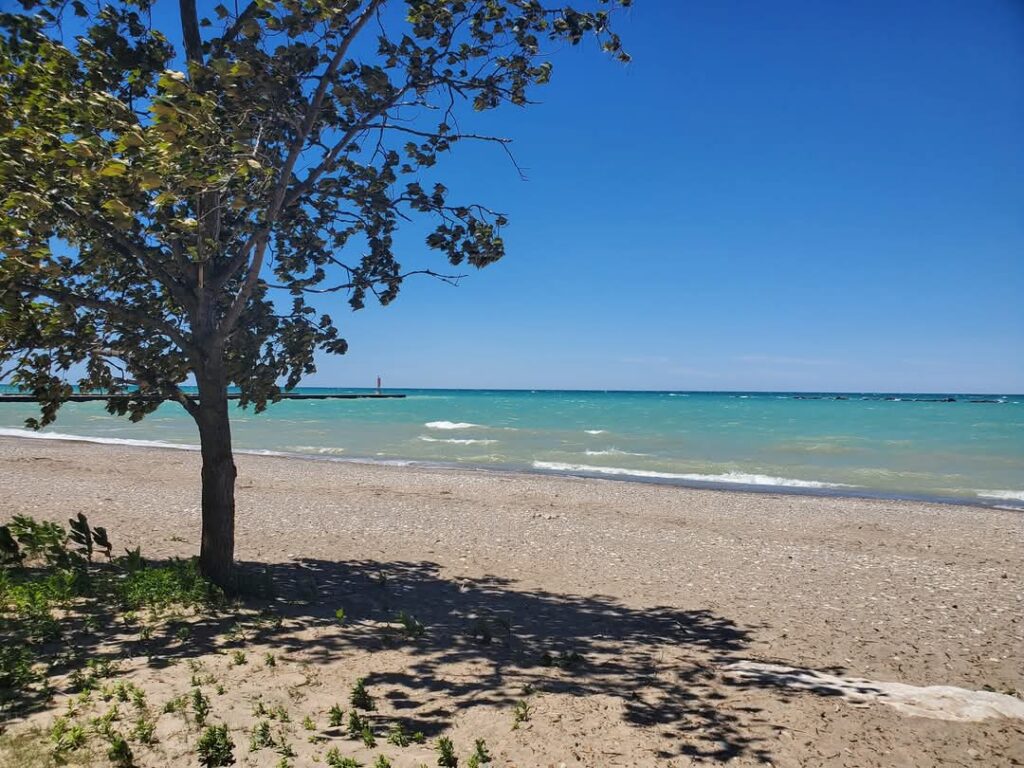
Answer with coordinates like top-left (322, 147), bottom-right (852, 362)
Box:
top-left (11, 557), bottom-right (774, 763)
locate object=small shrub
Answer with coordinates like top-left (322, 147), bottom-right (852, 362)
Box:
top-left (192, 688), bottom-right (211, 726)
top-left (467, 739), bottom-right (492, 768)
top-left (197, 724), bottom-right (235, 767)
top-left (361, 724), bottom-right (376, 748)
top-left (374, 755), bottom-right (392, 768)
top-left (335, 607), bottom-right (346, 624)
top-left (350, 678), bottom-right (374, 711)
top-left (328, 703), bottom-right (344, 727)
top-left (163, 694), bottom-right (188, 715)
top-left (230, 650), bottom-right (247, 667)
top-left (347, 711), bottom-right (368, 738)
top-left (132, 715), bottom-right (156, 745)
top-left (325, 747), bottom-right (361, 768)
top-left (250, 720), bottom-right (274, 750)
top-left (386, 722), bottom-right (409, 747)
top-left (303, 714), bottom-right (316, 731)
top-left (106, 732), bottom-right (134, 767)
top-left (118, 557), bottom-right (220, 610)
top-left (264, 653), bottom-right (276, 668)
top-left (394, 611), bottom-right (425, 638)
top-left (436, 736), bottom-right (457, 767)
top-left (512, 700), bottom-right (531, 729)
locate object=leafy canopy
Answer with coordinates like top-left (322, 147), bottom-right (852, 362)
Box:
top-left (0, 0), bottom-right (628, 425)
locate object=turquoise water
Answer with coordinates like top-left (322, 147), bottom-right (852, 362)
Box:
top-left (1, 388), bottom-right (1022, 508)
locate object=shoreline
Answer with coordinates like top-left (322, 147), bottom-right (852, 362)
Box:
top-left (1, 434), bottom-right (1022, 765)
top-left (2, 426), bottom-right (1021, 513)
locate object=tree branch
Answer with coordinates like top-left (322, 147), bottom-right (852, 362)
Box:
top-left (178, 0), bottom-right (204, 67)
top-left (11, 282), bottom-right (199, 358)
top-left (214, 0), bottom-right (384, 334)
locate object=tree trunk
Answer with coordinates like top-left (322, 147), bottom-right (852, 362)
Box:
top-left (195, 365), bottom-right (236, 591)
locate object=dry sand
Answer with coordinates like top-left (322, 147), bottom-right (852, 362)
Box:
top-left (1, 435), bottom-right (1022, 767)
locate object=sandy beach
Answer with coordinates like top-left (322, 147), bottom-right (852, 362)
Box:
top-left (1, 434), bottom-right (1021, 767)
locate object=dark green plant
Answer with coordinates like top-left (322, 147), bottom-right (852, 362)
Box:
top-left (347, 711), bottom-right (368, 738)
top-left (467, 739), bottom-right (492, 768)
top-left (374, 755), bottom-right (392, 768)
top-left (436, 736), bottom-right (457, 768)
top-left (328, 703), bottom-right (344, 727)
top-left (325, 747), bottom-right (361, 768)
top-left (105, 732), bottom-right (134, 767)
top-left (197, 724), bottom-right (236, 767)
top-left (0, 525), bottom-right (23, 566)
top-left (350, 678), bottom-right (374, 711)
top-left (118, 558), bottom-right (221, 610)
top-left (250, 720), bottom-right (274, 750)
top-left (512, 700), bottom-right (532, 729)
top-left (68, 513), bottom-right (112, 561)
top-left (163, 694), bottom-right (188, 715)
top-left (361, 724), bottom-right (376, 748)
top-left (394, 611), bottom-right (425, 639)
top-left (386, 722), bottom-right (408, 747)
top-left (192, 687), bottom-right (211, 726)
top-left (7, 515), bottom-right (67, 565)
top-left (131, 714), bottom-right (156, 745)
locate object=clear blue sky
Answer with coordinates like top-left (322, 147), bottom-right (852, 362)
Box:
top-left (298, 0), bottom-right (1023, 393)
top-left (23, 0), bottom-right (1024, 393)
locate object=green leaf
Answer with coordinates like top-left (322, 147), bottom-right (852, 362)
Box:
top-left (99, 162), bottom-right (129, 178)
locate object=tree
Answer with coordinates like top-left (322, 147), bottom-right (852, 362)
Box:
top-left (0, 0), bottom-right (629, 589)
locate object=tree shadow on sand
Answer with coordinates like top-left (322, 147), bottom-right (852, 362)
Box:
top-left (6, 557), bottom-right (775, 763)
top-left (236, 557), bottom-right (772, 762)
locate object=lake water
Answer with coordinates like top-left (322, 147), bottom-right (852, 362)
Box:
top-left (1, 388), bottom-right (1021, 509)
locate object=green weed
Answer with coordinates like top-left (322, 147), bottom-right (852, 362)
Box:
top-left (361, 724), bottom-right (376, 748)
top-left (328, 703), bottom-right (344, 727)
top-left (347, 711), bottom-right (368, 738)
top-left (105, 732), bottom-right (133, 767)
top-left (192, 688), bottom-right (211, 726)
top-left (325, 747), bottom-right (361, 768)
top-left (394, 611), bottom-right (425, 639)
top-left (386, 722), bottom-right (409, 747)
top-left (467, 738), bottom-right (492, 767)
top-left (197, 724), bottom-right (235, 767)
top-left (250, 720), bottom-right (274, 750)
top-left (436, 736), bottom-right (457, 767)
top-left (350, 678), bottom-right (374, 711)
top-left (512, 700), bottom-right (532, 729)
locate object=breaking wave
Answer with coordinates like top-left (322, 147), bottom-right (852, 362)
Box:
top-left (532, 461), bottom-right (853, 489)
top-left (418, 436), bottom-right (497, 445)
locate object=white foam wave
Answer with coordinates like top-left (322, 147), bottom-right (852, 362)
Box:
top-left (532, 461), bottom-right (852, 488)
top-left (585, 449), bottom-right (647, 457)
top-left (418, 436), bottom-right (497, 445)
top-left (0, 426), bottom-right (197, 451)
top-left (424, 421), bottom-right (480, 430)
top-left (584, 429), bottom-right (607, 435)
top-left (288, 445), bottom-right (346, 455)
top-left (976, 490), bottom-right (1024, 502)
